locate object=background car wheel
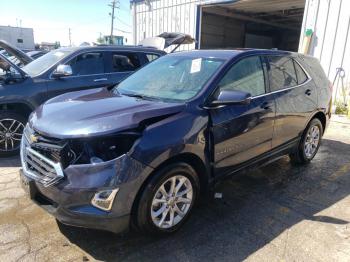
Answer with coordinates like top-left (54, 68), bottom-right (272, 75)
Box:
top-left (135, 162), bottom-right (199, 234)
top-left (0, 111), bottom-right (26, 157)
top-left (290, 118), bottom-right (323, 165)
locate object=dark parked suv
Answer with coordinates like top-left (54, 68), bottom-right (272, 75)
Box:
top-left (0, 42), bottom-right (165, 156)
top-left (20, 49), bottom-right (331, 234)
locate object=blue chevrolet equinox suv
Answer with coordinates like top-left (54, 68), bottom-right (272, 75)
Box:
top-left (20, 49), bottom-right (332, 234)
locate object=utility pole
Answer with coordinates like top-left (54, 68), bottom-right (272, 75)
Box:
top-left (68, 28), bottom-right (72, 46)
top-left (109, 0), bottom-right (119, 44)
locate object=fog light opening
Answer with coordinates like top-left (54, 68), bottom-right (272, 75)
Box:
top-left (91, 188), bottom-right (119, 211)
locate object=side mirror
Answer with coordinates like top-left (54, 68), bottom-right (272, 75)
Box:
top-left (210, 90), bottom-right (252, 106)
top-left (52, 64), bottom-right (72, 78)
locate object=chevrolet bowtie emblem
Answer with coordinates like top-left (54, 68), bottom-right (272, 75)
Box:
top-left (29, 134), bottom-right (38, 143)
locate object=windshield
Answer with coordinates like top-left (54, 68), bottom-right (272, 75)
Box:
top-left (22, 49), bottom-right (73, 76)
top-left (115, 55), bottom-right (224, 102)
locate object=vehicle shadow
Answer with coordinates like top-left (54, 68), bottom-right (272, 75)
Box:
top-left (58, 138), bottom-right (350, 261)
top-left (0, 156), bottom-right (21, 168)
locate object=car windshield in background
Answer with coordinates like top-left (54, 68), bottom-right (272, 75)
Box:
top-left (115, 56), bottom-right (224, 102)
top-left (22, 49), bottom-right (73, 76)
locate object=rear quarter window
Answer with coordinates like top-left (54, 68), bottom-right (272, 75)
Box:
top-left (146, 53), bottom-right (160, 62)
top-left (293, 60), bottom-right (308, 84)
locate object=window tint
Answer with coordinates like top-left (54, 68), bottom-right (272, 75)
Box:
top-left (268, 56), bottom-right (297, 91)
top-left (111, 53), bottom-right (141, 72)
top-left (146, 53), bottom-right (160, 62)
top-left (68, 52), bottom-right (104, 76)
top-left (294, 60), bottom-right (308, 84)
top-left (218, 56), bottom-right (265, 97)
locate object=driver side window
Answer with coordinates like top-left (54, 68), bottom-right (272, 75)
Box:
top-left (218, 56), bottom-right (266, 97)
top-left (67, 52), bottom-right (104, 76)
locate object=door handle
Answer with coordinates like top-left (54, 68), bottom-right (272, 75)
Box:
top-left (94, 78), bottom-right (108, 82)
top-left (260, 101), bottom-right (270, 110)
top-left (305, 89), bottom-right (312, 96)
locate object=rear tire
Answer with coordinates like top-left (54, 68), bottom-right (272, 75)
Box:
top-left (135, 162), bottom-right (199, 235)
top-left (0, 111), bottom-right (26, 157)
top-left (290, 118), bottom-right (323, 165)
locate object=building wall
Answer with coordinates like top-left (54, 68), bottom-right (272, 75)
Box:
top-left (132, 0), bottom-right (203, 51)
top-left (299, 0), bottom-right (350, 102)
top-left (201, 12), bottom-right (245, 49)
top-left (0, 26), bottom-right (35, 50)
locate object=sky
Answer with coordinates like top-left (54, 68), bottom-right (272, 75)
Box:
top-left (0, 0), bottom-right (133, 46)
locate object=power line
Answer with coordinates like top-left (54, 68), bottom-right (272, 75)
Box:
top-left (116, 17), bottom-right (131, 28)
top-left (114, 28), bottom-right (132, 34)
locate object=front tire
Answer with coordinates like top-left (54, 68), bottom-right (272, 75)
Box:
top-left (290, 118), bottom-right (323, 165)
top-left (0, 111), bottom-right (26, 157)
top-left (135, 162), bottom-right (199, 234)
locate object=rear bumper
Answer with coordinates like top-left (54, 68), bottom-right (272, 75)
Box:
top-left (20, 154), bottom-right (154, 234)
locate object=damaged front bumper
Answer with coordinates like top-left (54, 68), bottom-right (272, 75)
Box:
top-left (20, 153), bottom-right (154, 233)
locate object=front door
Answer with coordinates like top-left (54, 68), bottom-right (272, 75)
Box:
top-left (45, 51), bottom-right (110, 99)
top-left (209, 56), bottom-right (275, 176)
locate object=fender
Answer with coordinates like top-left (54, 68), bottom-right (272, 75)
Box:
top-left (130, 110), bottom-right (212, 180)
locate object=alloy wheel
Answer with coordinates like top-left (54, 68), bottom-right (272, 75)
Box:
top-left (304, 125), bottom-right (320, 159)
top-left (0, 119), bottom-right (24, 152)
top-left (151, 175), bottom-right (193, 229)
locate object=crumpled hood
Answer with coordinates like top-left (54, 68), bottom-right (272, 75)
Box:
top-left (29, 88), bottom-right (185, 139)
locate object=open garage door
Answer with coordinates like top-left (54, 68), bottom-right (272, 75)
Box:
top-left (199, 0), bottom-right (305, 51)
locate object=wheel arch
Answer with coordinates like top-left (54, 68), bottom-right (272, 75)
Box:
top-left (130, 152), bottom-right (209, 226)
top-left (310, 111), bottom-right (327, 134)
top-left (0, 101), bottom-right (34, 120)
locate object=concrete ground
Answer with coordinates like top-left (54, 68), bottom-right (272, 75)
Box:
top-left (1, 115), bottom-right (350, 262)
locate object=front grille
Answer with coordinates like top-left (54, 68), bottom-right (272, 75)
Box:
top-left (21, 126), bottom-right (64, 187)
top-left (31, 141), bottom-right (72, 168)
top-left (23, 127), bottom-right (72, 167)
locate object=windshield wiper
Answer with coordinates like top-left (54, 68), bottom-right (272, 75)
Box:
top-left (121, 92), bottom-right (157, 101)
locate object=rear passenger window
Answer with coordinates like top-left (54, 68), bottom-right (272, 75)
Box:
top-left (68, 52), bottom-right (104, 76)
top-left (218, 56), bottom-right (266, 97)
top-left (146, 53), bottom-right (160, 62)
top-left (268, 56), bottom-right (297, 91)
top-left (111, 53), bottom-right (141, 72)
top-left (294, 60), bottom-right (308, 84)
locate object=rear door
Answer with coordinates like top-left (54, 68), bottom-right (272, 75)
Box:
top-left (104, 51), bottom-right (144, 87)
top-left (267, 55), bottom-right (318, 148)
top-left (210, 56), bottom-right (275, 175)
top-left (45, 51), bottom-right (110, 99)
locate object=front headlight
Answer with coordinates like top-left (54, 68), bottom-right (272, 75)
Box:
top-left (69, 132), bottom-right (140, 165)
